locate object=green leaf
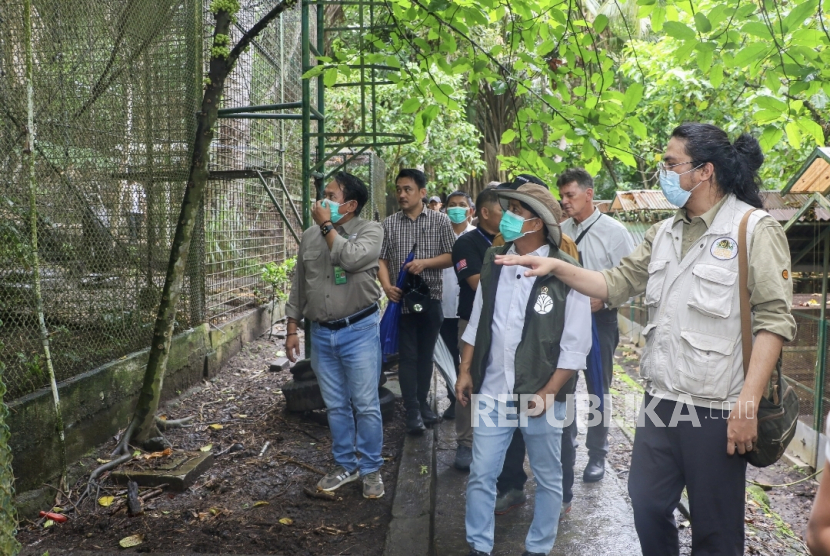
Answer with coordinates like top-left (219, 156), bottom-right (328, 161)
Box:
top-left (754, 96), bottom-right (787, 113)
top-left (301, 65), bottom-right (326, 79)
top-left (732, 43), bottom-right (769, 68)
top-left (323, 68), bottom-right (338, 87)
top-left (627, 116), bottom-right (647, 139)
top-left (741, 22), bottom-right (772, 39)
top-left (785, 121), bottom-right (802, 150)
top-left (783, 0), bottom-right (819, 33)
top-left (651, 6), bottom-right (666, 31)
top-left (752, 109), bottom-right (782, 123)
top-left (797, 118), bottom-right (825, 145)
top-left (594, 14), bottom-right (609, 33)
top-left (709, 64), bottom-right (724, 88)
top-left (759, 126), bottom-right (784, 152)
top-left (696, 49), bottom-right (713, 73)
top-left (401, 98), bottom-right (421, 114)
top-left (385, 55), bottom-right (401, 69)
top-left (694, 13), bottom-right (712, 33)
top-left (663, 21), bottom-right (697, 41)
top-left (500, 129), bottom-right (517, 144)
top-left (413, 112), bottom-right (426, 143)
top-left (623, 83), bottom-right (644, 112)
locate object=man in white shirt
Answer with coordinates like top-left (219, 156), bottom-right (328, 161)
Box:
top-left (558, 168), bottom-right (636, 491)
top-left (455, 183), bottom-right (592, 556)
top-left (440, 190), bottom-right (476, 422)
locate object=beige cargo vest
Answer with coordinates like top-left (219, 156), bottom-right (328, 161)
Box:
top-left (640, 195), bottom-right (770, 408)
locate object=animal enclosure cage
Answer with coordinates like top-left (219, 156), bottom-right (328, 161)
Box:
top-left (0, 0), bottom-right (323, 400)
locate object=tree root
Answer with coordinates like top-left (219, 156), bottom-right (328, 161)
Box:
top-left (76, 419), bottom-right (138, 508)
top-left (156, 415), bottom-right (193, 430)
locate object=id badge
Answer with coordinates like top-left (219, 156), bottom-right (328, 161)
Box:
top-left (334, 266), bottom-right (347, 285)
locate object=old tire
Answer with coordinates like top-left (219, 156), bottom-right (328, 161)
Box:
top-left (282, 378), bottom-right (326, 412)
top-left (379, 386), bottom-right (396, 423)
top-left (290, 359), bottom-right (316, 382)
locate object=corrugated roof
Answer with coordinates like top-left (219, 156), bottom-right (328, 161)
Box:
top-left (609, 190), bottom-right (678, 213)
top-left (618, 221), bottom-right (653, 246)
top-left (608, 189), bottom-right (830, 223)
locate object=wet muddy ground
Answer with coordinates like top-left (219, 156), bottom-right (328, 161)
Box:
top-left (18, 327), bottom-right (406, 555)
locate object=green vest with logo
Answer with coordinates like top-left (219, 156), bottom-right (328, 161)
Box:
top-left (470, 243), bottom-right (579, 397)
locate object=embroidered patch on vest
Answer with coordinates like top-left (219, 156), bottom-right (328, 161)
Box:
top-left (534, 287), bottom-right (553, 315)
top-left (710, 237), bottom-right (738, 260)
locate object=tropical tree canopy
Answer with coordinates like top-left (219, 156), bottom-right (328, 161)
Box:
top-left (313, 0), bottom-right (829, 195)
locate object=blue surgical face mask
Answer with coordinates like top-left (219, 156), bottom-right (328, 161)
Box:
top-left (659, 164), bottom-right (704, 207)
top-left (499, 211), bottom-right (538, 242)
top-left (447, 207), bottom-right (469, 224)
top-left (322, 199), bottom-right (351, 224)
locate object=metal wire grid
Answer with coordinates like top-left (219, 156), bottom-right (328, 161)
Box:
top-left (1, 0), bottom-right (202, 400)
top-left (204, 1), bottom-right (306, 324)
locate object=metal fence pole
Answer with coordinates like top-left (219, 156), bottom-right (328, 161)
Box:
top-left (814, 235), bottom-right (830, 461)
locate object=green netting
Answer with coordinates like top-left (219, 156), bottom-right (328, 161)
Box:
top-left (0, 0), bottom-right (331, 399)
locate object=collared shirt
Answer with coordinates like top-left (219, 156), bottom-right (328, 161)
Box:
top-left (462, 244), bottom-right (592, 398)
top-left (602, 196), bottom-right (796, 341)
top-left (380, 205), bottom-right (456, 314)
top-left (286, 217), bottom-right (383, 323)
top-left (442, 223), bottom-right (476, 318)
top-left (560, 208), bottom-right (636, 272)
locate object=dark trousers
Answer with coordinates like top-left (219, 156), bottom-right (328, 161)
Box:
top-left (439, 317), bottom-right (459, 404)
top-left (398, 299), bottom-right (443, 411)
top-left (585, 308), bottom-right (618, 458)
top-left (628, 395), bottom-right (747, 556)
top-left (561, 309), bottom-right (618, 503)
top-left (496, 428), bottom-right (527, 494)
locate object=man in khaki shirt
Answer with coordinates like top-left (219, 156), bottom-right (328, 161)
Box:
top-left (496, 123), bottom-right (795, 556)
top-left (285, 172), bottom-right (385, 500)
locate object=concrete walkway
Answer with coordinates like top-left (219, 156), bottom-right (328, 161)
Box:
top-left (384, 373), bottom-right (641, 556)
top-left (432, 417), bottom-right (641, 556)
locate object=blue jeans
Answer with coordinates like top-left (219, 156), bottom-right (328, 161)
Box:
top-left (466, 396), bottom-right (566, 554)
top-left (310, 310), bottom-right (383, 475)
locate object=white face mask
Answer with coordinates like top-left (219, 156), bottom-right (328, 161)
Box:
top-left (659, 163), bottom-right (704, 207)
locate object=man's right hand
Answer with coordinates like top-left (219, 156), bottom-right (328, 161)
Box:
top-left (286, 334), bottom-right (300, 362)
top-left (455, 372), bottom-right (473, 408)
top-left (384, 285), bottom-right (403, 303)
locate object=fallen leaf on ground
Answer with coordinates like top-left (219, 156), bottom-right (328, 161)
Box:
top-left (236, 414), bottom-right (247, 418)
top-left (209, 424), bottom-right (224, 430)
top-left (119, 534), bottom-right (144, 548)
top-left (140, 448), bottom-right (173, 460)
top-left (43, 520), bottom-right (55, 528)
top-left (132, 450), bottom-right (141, 457)
top-left (96, 458), bottom-right (111, 464)
top-left (200, 444), bottom-right (213, 452)
top-left (276, 351), bottom-right (286, 357)
top-left (253, 501), bottom-right (269, 508)
top-left (98, 496), bottom-right (115, 507)
top-left (279, 517), bottom-right (293, 525)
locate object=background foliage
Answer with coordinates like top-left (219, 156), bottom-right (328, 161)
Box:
top-left (315, 0), bottom-right (829, 197)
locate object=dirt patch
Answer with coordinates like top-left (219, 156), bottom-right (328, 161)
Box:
top-left (18, 327), bottom-right (406, 555)
top-left (608, 342), bottom-right (813, 556)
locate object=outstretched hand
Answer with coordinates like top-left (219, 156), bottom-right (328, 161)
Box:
top-left (494, 254), bottom-right (560, 277)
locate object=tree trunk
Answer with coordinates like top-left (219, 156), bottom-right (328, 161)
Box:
top-left (132, 0), bottom-right (298, 443)
top-left (23, 0), bottom-right (67, 486)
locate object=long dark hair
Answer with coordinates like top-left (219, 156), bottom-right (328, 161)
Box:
top-left (671, 123), bottom-right (764, 208)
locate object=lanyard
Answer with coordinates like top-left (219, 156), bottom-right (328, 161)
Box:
top-left (476, 228), bottom-right (493, 246)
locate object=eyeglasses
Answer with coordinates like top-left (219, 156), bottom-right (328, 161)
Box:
top-left (657, 160), bottom-right (697, 174)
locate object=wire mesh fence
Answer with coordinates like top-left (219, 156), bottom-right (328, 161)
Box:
top-left (0, 0), bottom-right (322, 401)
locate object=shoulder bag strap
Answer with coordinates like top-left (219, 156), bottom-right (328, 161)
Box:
top-left (738, 209), bottom-right (756, 377)
top-left (574, 216), bottom-right (600, 245)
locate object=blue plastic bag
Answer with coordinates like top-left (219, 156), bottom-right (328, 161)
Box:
top-left (379, 249), bottom-right (415, 361)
